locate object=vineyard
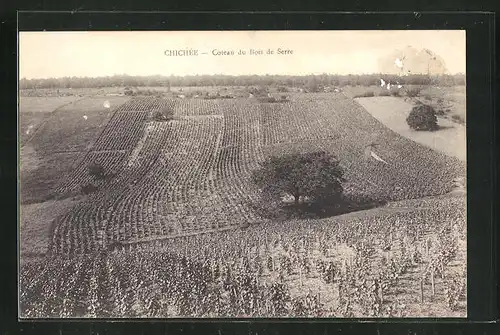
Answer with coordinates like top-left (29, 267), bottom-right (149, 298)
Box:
top-left (20, 91), bottom-right (466, 317)
top-left (20, 194), bottom-right (466, 318)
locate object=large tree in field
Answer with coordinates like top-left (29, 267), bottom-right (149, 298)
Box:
top-left (252, 151), bottom-right (345, 207)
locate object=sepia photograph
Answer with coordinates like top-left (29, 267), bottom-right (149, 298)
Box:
top-left (18, 30), bottom-right (466, 318)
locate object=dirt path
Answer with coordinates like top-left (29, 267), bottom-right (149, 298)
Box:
top-left (354, 97), bottom-right (466, 162)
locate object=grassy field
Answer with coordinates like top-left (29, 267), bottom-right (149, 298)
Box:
top-left (342, 84), bottom-right (466, 125)
top-left (19, 86), bottom-right (466, 318)
top-left (419, 86), bottom-right (466, 123)
top-left (20, 198), bottom-right (81, 263)
top-left (20, 87), bottom-right (122, 97)
top-left (20, 96), bottom-right (132, 200)
top-left (19, 96), bottom-right (82, 145)
top-left (19, 96), bottom-right (132, 258)
top-left (20, 151), bottom-right (85, 204)
top-left (23, 96), bottom-right (130, 154)
top-left (355, 96), bottom-right (466, 162)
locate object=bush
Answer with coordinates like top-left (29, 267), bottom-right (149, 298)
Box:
top-left (353, 91), bottom-right (375, 98)
top-left (435, 108), bottom-right (446, 116)
top-left (406, 104), bottom-right (439, 131)
top-left (405, 86), bottom-right (422, 98)
top-left (305, 77), bottom-right (320, 93)
top-left (124, 87), bottom-right (133, 96)
top-left (277, 86), bottom-right (288, 92)
top-left (153, 109), bottom-right (173, 121)
top-left (390, 90), bottom-right (400, 97)
top-left (378, 90), bottom-right (391, 97)
top-left (257, 96), bottom-right (277, 103)
top-left (249, 86), bottom-right (269, 97)
top-left (451, 114), bottom-right (465, 124)
top-left (81, 183), bottom-right (98, 195)
top-left (88, 162), bottom-right (106, 180)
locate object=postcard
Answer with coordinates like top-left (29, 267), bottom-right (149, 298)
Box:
top-left (19, 30), bottom-right (466, 318)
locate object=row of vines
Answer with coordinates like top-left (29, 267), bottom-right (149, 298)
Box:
top-left (47, 94), bottom-right (465, 254)
top-left (21, 194), bottom-right (466, 317)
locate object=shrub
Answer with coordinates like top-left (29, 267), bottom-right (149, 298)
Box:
top-left (154, 108), bottom-right (174, 121)
top-left (435, 109), bottom-right (445, 116)
top-left (390, 90), bottom-right (400, 97)
top-left (405, 86), bottom-right (422, 98)
top-left (257, 96), bottom-right (277, 103)
top-left (277, 86), bottom-right (289, 93)
top-left (81, 183), bottom-right (98, 195)
top-left (451, 114), bottom-right (465, 124)
top-left (124, 87), bottom-right (133, 96)
top-left (353, 91), bottom-right (375, 98)
top-left (249, 86), bottom-right (269, 97)
top-left (406, 104), bottom-right (439, 131)
top-left (88, 162), bottom-right (106, 180)
top-left (378, 90), bottom-right (391, 97)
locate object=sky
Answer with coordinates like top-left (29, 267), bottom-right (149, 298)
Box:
top-left (19, 30), bottom-right (466, 79)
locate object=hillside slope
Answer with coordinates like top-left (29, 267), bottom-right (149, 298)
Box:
top-left (21, 94), bottom-right (466, 255)
top-left (20, 193), bottom-right (466, 318)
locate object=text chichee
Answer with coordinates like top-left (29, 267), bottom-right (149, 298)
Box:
top-left (164, 48), bottom-right (293, 56)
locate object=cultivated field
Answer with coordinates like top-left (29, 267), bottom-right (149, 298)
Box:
top-left (19, 87), bottom-right (467, 318)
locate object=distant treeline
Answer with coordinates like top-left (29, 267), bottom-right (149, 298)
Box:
top-left (19, 73), bottom-right (466, 89)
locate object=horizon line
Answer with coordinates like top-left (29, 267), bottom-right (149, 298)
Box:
top-left (19, 72), bottom-right (466, 81)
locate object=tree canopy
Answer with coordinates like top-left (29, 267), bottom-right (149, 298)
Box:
top-left (252, 151), bottom-right (345, 208)
top-left (406, 104), bottom-right (439, 131)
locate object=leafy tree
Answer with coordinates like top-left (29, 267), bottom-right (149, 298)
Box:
top-left (406, 104), bottom-right (439, 131)
top-left (252, 151), bottom-right (345, 208)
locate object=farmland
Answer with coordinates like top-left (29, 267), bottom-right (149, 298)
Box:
top-left (19, 87), bottom-right (466, 317)
top-left (355, 96), bottom-right (466, 162)
top-left (20, 193), bottom-right (466, 318)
